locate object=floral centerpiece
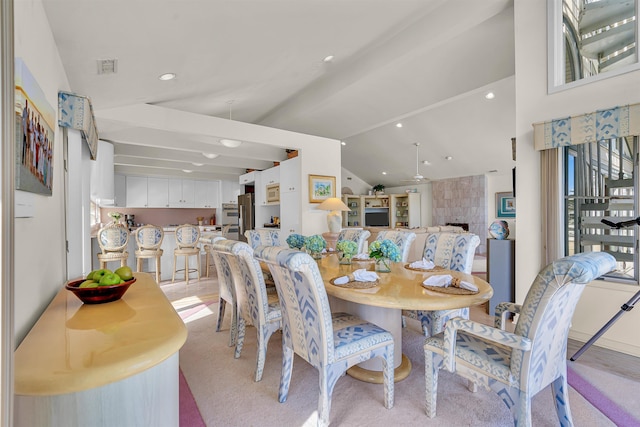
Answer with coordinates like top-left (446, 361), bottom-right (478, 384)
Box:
top-left (304, 234), bottom-right (326, 259)
top-left (286, 233), bottom-right (306, 250)
top-left (368, 239), bottom-right (401, 272)
top-left (336, 240), bottom-right (358, 264)
top-left (108, 211), bottom-right (122, 224)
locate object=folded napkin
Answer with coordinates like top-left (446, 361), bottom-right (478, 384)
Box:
top-left (333, 269), bottom-right (379, 285)
top-left (423, 274), bottom-right (478, 292)
top-left (352, 253), bottom-right (370, 260)
top-left (409, 258), bottom-right (435, 269)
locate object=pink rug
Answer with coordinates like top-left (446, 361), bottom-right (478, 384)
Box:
top-left (180, 369), bottom-right (205, 427)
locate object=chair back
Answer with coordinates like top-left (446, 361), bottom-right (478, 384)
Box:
top-left (175, 224), bottom-right (200, 249)
top-left (337, 229), bottom-right (371, 254)
top-left (212, 240), bottom-right (272, 327)
top-left (422, 232), bottom-right (480, 274)
top-left (245, 229), bottom-right (282, 249)
top-left (135, 225), bottom-right (164, 250)
top-left (376, 230), bottom-right (416, 262)
top-left (512, 252), bottom-right (616, 394)
top-left (210, 240), bottom-right (236, 309)
top-left (97, 222), bottom-right (129, 253)
top-left (254, 246), bottom-right (334, 368)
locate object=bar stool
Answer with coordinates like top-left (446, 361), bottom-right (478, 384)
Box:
top-left (96, 222), bottom-right (130, 270)
top-left (172, 224), bottom-right (201, 284)
top-left (134, 225), bottom-right (164, 283)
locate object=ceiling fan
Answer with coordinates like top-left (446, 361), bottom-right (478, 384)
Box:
top-left (401, 143), bottom-right (428, 183)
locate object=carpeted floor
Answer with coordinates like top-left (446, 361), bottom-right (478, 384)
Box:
top-left (172, 291), bottom-right (639, 426)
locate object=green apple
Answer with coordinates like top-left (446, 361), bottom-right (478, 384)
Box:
top-left (92, 269), bottom-right (112, 281)
top-left (78, 279), bottom-right (98, 288)
top-left (98, 273), bottom-right (121, 286)
top-left (114, 266), bottom-right (133, 281)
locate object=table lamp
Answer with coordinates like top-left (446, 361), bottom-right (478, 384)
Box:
top-left (317, 197), bottom-right (350, 233)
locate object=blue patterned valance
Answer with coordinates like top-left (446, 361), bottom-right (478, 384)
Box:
top-left (58, 91), bottom-right (99, 159)
top-left (533, 103), bottom-right (640, 150)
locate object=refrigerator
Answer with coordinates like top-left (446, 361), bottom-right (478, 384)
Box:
top-left (237, 193), bottom-right (255, 242)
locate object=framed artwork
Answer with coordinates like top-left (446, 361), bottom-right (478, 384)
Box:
top-left (15, 58), bottom-right (55, 196)
top-left (308, 174), bottom-right (336, 203)
top-left (496, 191), bottom-right (516, 218)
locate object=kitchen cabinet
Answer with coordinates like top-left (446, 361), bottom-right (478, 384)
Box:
top-left (239, 171), bottom-right (256, 185)
top-left (280, 157), bottom-right (299, 193)
top-left (221, 180), bottom-right (241, 204)
top-left (126, 176), bottom-right (148, 207)
top-left (114, 174), bottom-right (126, 207)
top-left (278, 157), bottom-right (301, 240)
top-left (194, 180), bottom-right (219, 208)
top-left (261, 165), bottom-right (280, 185)
top-left (169, 179), bottom-right (195, 207)
top-left (147, 177), bottom-right (169, 207)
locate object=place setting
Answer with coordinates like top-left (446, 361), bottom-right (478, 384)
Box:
top-left (404, 257), bottom-right (445, 272)
top-left (420, 274), bottom-right (479, 295)
top-left (330, 268), bottom-right (380, 289)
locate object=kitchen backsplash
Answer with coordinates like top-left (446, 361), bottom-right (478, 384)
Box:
top-left (99, 207), bottom-right (217, 227)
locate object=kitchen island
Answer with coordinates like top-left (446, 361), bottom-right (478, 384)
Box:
top-left (14, 272), bottom-right (187, 426)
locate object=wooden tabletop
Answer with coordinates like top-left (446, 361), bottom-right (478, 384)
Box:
top-left (14, 273), bottom-right (187, 396)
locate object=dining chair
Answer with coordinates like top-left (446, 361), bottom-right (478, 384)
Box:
top-left (254, 245), bottom-right (395, 427)
top-left (134, 225), bottom-right (164, 283)
top-left (211, 240), bottom-right (282, 381)
top-left (172, 224), bottom-right (201, 284)
top-left (423, 252), bottom-right (616, 426)
top-left (404, 232), bottom-right (480, 337)
top-left (96, 222), bottom-right (130, 270)
top-left (375, 230), bottom-right (416, 262)
top-left (202, 235), bottom-right (226, 277)
top-left (244, 229), bottom-right (282, 249)
top-left (337, 228), bottom-right (371, 254)
top-left (209, 241), bottom-right (239, 347)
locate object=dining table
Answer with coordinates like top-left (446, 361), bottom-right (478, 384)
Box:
top-left (316, 254), bottom-right (493, 383)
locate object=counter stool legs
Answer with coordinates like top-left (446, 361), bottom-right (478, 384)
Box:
top-left (136, 256), bottom-right (162, 284)
top-left (172, 252), bottom-right (200, 284)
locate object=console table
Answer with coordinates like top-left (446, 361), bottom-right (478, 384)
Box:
top-left (486, 238), bottom-right (515, 315)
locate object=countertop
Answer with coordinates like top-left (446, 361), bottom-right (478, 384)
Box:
top-left (14, 272), bottom-right (187, 396)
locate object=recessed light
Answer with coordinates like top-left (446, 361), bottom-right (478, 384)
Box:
top-left (159, 73), bottom-right (176, 81)
top-left (323, 55), bottom-right (334, 63)
top-left (489, 169), bottom-right (498, 173)
top-left (202, 152), bottom-right (219, 159)
top-left (182, 169), bottom-right (193, 173)
top-left (445, 156), bottom-right (453, 160)
top-left (220, 139), bottom-right (242, 148)
top-left (191, 163), bottom-right (204, 167)
top-left (382, 171), bottom-right (387, 175)
top-left (341, 141), bottom-right (346, 146)
top-left (422, 160), bottom-right (431, 165)
top-left (396, 123), bottom-right (403, 128)
top-left (485, 92), bottom-right (495, 100)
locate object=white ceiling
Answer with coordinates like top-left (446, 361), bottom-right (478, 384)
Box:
top-left (42, 0), bottom-right (516, 187)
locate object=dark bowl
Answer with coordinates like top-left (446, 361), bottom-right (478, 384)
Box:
top-left (65, 277), bottom-right (136, 304)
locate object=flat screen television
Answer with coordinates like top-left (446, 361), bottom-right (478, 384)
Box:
top-left (365, 211), bottom-right (389, 227)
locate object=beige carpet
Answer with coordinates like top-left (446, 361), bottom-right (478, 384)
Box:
top-left (177, 298), bottom-right (617, 427)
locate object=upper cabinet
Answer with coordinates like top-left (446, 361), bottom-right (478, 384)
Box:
top-left (126, 176), bottom-right (148, 207)
top-left (169, 179), bottom-right (195, 207)
top-left (194, 180), bottom-right (219, 208)
top-left (221, 180), bottom-right (241, 204)
top-left (280, 157), bottom-right (300, 193)
top-left (114, 174), bottom-right (126, 207)
top-left (239, 171), bottom-right (256, 185)
top-left (147, 178), bottom-right (169, 207)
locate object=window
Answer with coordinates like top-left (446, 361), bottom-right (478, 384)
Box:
top-left (564, 136), bottom-right (639, 281)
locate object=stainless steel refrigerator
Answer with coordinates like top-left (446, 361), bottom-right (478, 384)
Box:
top-left (237, 193), bottom-right (255, 242)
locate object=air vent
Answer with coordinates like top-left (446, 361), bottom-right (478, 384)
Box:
top-left (97, 59), bottom-right (118, 75)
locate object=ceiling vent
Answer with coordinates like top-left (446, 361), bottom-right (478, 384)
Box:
top-left (96, 59), bottom-right (118, 75)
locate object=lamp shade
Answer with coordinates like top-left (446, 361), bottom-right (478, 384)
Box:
top-left (317, 197), bottom-right (350, 212)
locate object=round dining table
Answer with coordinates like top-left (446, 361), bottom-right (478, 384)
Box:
top-left (316, 254), bottom-right (493, 383)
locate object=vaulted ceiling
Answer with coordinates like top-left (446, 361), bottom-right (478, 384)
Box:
top-left (42, 0), bottom-right (515, 187)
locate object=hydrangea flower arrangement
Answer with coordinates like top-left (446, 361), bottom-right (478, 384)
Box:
top-left (286, 233), bottom-right (306, 249)
top-left (336, 240), bottom-right (358, 258)
top-left (368, 239), bottom-right (401, 262)
top-left (304, 234), bottom-right (327, 254)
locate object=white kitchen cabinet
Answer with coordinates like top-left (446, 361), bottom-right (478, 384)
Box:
top-left (169, 179), bottom-right (195, 207)
top-left (195, 180), bottom-right (219, 208)
top-left (114, 174), bottom-right (126, 207)
top-left (147, 178), bottom-right (169, 207)
top-left (126, 176), bottom-right (148, 207)
top-left (280, 157), bottom-right (299, 193)
top-left (239, 171), bottom-right (256, 185)
top-left (278, 157), bottom-right (301, 241)
top-left (221, 180), bottom-right (241, 204)
top-left (261, 165), bottom-right (280, 185)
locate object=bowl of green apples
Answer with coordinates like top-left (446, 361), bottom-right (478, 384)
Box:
top-left (65, 266), bottom-right (136, 304)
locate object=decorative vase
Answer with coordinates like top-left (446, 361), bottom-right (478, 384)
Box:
top-left (375, 257), bottom-right (391, 273)
top-left (338, 252), bottom-right (352, 265)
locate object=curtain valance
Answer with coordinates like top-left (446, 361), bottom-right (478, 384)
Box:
top-left (58, 91), bottom-right (99, 159)
top-left (533, 103), bottom-right (640, 150)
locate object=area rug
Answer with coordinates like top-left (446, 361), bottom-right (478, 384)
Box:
top-left (180, 369), bottom-right (206, 427)
top-left (177, 299), bottom-right (626, 427)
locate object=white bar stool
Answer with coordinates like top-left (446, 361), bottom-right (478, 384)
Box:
top-left (172, 224), bottom-right (201, 284)
top-left (134, 225), bottom-right (164, 284)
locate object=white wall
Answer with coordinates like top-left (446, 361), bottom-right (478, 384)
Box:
top-left (14, 0), bottom-right (71, 344)
top-left (515, 1), bottom-right (640, 356)
top-left (341, 166), bottom-right (371, 195)
top-left (486, 172), bottom-right (515, 239)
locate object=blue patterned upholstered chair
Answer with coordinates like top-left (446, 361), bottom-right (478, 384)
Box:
top-left (337, 228), bottom-right (371, 254)
top-left (210, 242), bottom-right (239, 347)
top-left (423, 252), bottom-right (616, 426)
top-left (254, 246), bottom-right (395, 427)
top-left (201, 235), bottom-right (226, 277)
top-left (172, 224), bottom-right (201, 284)
top-left (375, 230), bottom-right (416, 262)
top-left (404, 232), bottom-right (480, 337)
top-left (97, 222), bottom-right (130, 270)
top-left (211, 240), bottom-right (282, 381)
top-left (134, 225), bottom-right (164, 283)
top-left (245, 229), bottom-right (282, 249)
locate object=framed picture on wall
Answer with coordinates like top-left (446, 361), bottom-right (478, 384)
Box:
top-left (308, 174), bottom-right (336, 203)
top-left (496, 191), bottom-right (515, 218)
